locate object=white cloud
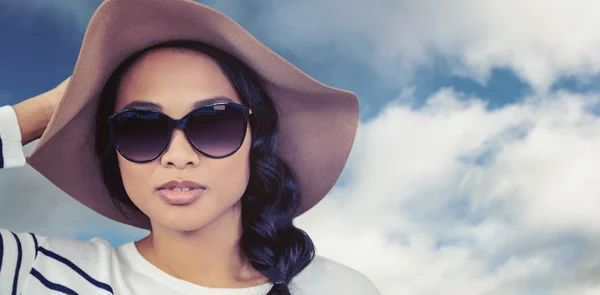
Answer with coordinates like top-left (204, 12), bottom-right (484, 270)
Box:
top-left (295, 89), bottom-right (600, 294)
top-left (12, 0), bottom-right (600, 88)
top-left (205, 0), bottom-right (600, 90)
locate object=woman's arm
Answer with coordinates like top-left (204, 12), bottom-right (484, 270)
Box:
top-left (0, 105), bottom-right (26, 168)
top-left (14, 76), bottom-right (70, 146)
top-left (12, 92), bottom-right (56, 146)
top-left (0, 76), bottom-right (70, 168)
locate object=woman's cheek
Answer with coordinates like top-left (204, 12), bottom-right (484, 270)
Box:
top-left (118, 156), bottom-right (153, 205)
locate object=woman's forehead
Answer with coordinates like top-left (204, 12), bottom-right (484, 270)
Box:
top-left (114, 48), bottom-right (242, 113)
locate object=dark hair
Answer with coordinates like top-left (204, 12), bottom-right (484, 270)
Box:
top-left (93, 40), bottom-right (315, 294)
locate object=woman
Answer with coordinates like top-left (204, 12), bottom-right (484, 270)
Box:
top-left (0, 0), bottom-right (379, 294)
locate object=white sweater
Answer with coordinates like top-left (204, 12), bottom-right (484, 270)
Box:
top-left (0, 105), bottom-right (381, 295)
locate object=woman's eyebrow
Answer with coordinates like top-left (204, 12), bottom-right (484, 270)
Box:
top-left (122, 96), bottom-right (234, 111)
top-left (191, 96), bottom-right (234, 109)
top-left (121, 100), bottom-right (160, 110)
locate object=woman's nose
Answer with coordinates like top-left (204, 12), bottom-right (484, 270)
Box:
top-left (159, 128), bottom-right (201, 168)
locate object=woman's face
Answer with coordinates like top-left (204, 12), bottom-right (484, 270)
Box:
top-left (113, 48), bottom-right (252, 232)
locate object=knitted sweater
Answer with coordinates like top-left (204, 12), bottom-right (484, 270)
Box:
top-left (0, 105), bottom-right (380, 295)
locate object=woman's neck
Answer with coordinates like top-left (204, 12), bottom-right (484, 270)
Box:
top-left (135, 205), bottom-right (269, 288)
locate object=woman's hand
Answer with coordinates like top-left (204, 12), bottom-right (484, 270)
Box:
top-left (13, 76), bottom-right (72, 145)
top-left (47, 76), bottom-right (71, 112)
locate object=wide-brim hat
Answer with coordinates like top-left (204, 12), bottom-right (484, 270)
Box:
top-left (25, 0), bottom-right (359, 230)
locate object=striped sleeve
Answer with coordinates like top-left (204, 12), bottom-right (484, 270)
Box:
top-left (0, 105), bottom-right (26, 169)
top-left (0, 229), bottom-right (41, 295)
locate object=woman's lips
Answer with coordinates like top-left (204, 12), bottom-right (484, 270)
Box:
top-left (157, 188), bottom-right (205, 205)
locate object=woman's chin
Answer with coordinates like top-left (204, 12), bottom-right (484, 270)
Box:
top-left (154, 217), bottom-right (211, 232)
top-left (141, 197), bottom-right (243, 233)
top-left (146, 208), bottom-right (214, 232)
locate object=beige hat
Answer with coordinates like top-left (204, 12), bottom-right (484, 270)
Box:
top-left (25, 0), bottom-right (359, 230)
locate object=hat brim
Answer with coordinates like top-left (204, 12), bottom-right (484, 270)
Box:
top-left (26, 0), bottom-right (359, 230)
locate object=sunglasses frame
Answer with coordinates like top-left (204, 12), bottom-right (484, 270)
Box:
top-left (108, 102), bottom-right (253, 163)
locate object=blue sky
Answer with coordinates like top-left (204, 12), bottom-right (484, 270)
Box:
top-left (0, 1), bottom-right (86, 105)
top-left (3, 1), bottom-right (600, 294)
top-left (1, 0), bottom-right (593, 116)
top-left (0, 0), bottom-right (546, 118)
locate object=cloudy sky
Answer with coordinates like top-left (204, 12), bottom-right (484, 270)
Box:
top-left (2, 1), bottom-right (600, 294)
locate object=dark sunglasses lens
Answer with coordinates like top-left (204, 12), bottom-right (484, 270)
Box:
top-left (186, 106), bottom-right (247, 157)
top-left (112, 111), bottom-right (171, 162)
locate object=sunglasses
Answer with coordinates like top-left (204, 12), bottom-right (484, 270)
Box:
top-left (108, 102), bottom-right (252, 163)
